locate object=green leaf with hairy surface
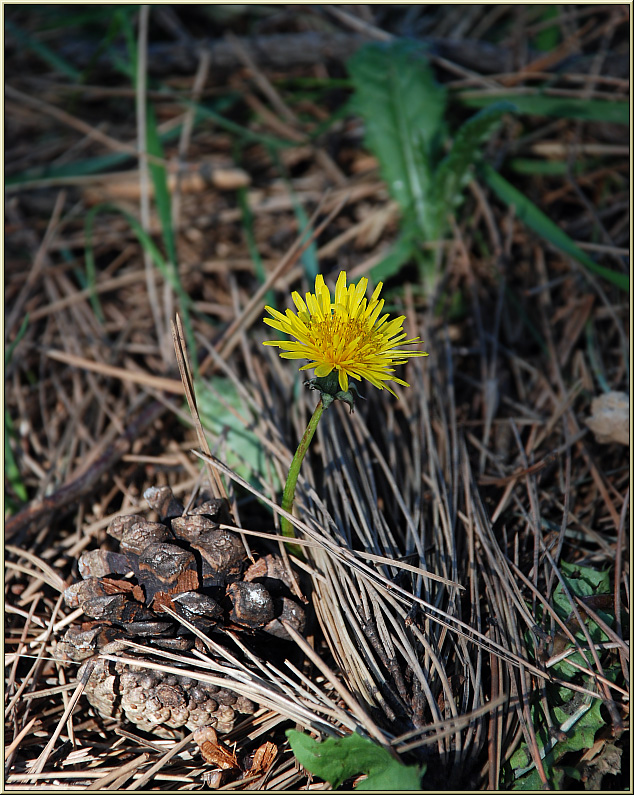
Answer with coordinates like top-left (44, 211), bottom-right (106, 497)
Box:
top-left (481, 163), bottom-right (629, 292)
top-left (348, 41), bottom-right (447, 241)
top-left (286, 730), bottom-right (424, 791)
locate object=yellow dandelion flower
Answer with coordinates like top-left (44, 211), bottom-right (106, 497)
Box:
top-left (263, 271), bottom-right (428, 397)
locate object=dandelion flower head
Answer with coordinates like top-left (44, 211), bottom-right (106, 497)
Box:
top-left (263, 271), bottom-right (428, 397)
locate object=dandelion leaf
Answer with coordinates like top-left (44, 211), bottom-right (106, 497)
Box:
top-left (286, 730), bottom-right (423, 791)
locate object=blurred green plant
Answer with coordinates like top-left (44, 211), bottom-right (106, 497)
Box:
top-left (287, 730), bottom-right (424, 791)
top-left (196, 378), bottom-right (280, 493)
top-left (5, 315), bottom-right (30, 511)
top-left (347, 40), bottom-right (512, 289)
top-left (460, 93), bottom-right (629, 126)
top-left (347, 40), bottom-right (628, 295)
top-left (533, 5), bottom-right (561, 51)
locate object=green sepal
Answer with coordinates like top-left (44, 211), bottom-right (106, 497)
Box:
top-left (306, 372), bottom-right (363, 412)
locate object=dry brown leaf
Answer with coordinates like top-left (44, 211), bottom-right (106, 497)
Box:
top-left (194, 726), bottom-right (240, 771)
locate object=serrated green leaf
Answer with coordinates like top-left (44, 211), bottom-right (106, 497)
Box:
top-left (287, 730), bottom-right (423, 791)
top-left (481, 163), bottom-right (629, 292)
top-left (348, 41), bottom-right (447, 240)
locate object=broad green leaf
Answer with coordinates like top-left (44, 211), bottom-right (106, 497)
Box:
top-left (510, 696), bottom-right (605, 789)
top-left (553, 561), bottom-right (610, 611)
top-left (348, 41), bottom-right (447, 240)
top-left (459, 93), bottom-right (629, 126)
top-left (287, 730), bottom-right (423, 791)
top-left (549, 561), bottom-right (613, 679)
top-left (481, 163), bottom-right (629, 292)
top-left (197, 379), bottom-right (279, 491)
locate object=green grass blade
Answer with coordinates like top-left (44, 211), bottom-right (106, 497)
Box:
top-left (5, 409), bottom-right (29, 504)
top-left (189, 100), bottom-right (294, 150)
top-left (6, 119), bottom-right (198, 187)
top-left (144, 102), bottom-right (198, 369)
top-left (5, 314), bottom-right (29, 367)
top-left (290, 195), bottom-right (318, 282)
top-left (5, 18), bottom-right (82, 81)
top-left (459, 93), bottom-right (629, 126)
top-left (145, 103), bottom-right (176, 264)
top-left (84, 202), bottom-right (194, 324)
top-left (481, 163), bottom-right (629, 292)
top-left (236, 186), bottom-right (275, 307)
top-left (32, 5), bottom-right (138, 31)
top-left (508, 158), bottom-right (587, 176)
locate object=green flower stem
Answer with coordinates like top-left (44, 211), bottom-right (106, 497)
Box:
top-left (281, 398), bottom-right (325, 554)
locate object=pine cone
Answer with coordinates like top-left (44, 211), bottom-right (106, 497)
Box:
top-left (59, 486), bottom-right (306, 735)
top-left (77, 656), bottom-right (256, 737)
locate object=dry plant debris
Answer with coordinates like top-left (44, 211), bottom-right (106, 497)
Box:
top-left (4, 4), bottom-right (629, 791)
